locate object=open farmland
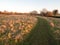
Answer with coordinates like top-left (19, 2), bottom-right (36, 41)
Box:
top-left (0, 15), bottom-right (37, 45)
top-left (21, 16), bottom-right (60, 45)
top-left (0, 15), bottom-right (60, 45)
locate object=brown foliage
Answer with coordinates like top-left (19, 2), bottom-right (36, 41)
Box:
top-left (46, 12), bottom-right (53, 16)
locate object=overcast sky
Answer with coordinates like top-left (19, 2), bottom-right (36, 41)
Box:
top-left (0, 0), bottom-right (60, 12)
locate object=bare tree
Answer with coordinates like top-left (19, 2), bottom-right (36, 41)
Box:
top-left (40, 8), bottom-right (48, 16)
top-left (30, 10), bottom-right (38, 14)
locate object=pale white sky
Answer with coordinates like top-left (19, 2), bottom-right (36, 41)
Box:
top-left (0, 0), bottom-right (60, 13)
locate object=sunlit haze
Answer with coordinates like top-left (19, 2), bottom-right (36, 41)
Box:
top-left (0, 0), bottom-right (60, 13)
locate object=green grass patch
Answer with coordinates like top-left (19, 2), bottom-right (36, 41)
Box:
top-left (20, 17), bottom-right (58, 45)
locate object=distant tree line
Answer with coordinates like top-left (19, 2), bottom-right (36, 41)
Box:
top-left (29, 9), bottom-right (59, 16)
top-left (0, 9), bottom-right (59, 16)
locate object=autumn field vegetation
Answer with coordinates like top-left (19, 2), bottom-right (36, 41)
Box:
top-left (0, 15), bottom-right (60, 45)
